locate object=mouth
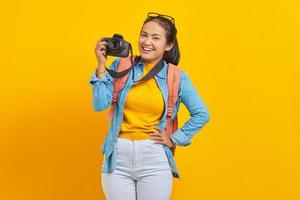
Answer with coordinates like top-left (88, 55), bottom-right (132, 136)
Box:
top-left (141, 46), bottom-right (154, 53)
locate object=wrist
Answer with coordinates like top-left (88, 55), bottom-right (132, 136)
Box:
top-left (96, 67), bottom-right (107, 74)
top-left (95, 67), bottom-right (107, 79)
top-left (169, 138), bottom-right (176, 148)
top-left (97, 63), bottom-right (106, 69)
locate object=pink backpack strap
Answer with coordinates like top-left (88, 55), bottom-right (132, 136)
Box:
top-left (166, 63), bottom-right (181, 155)
top-left (106, 55), bottom-right (138, 122)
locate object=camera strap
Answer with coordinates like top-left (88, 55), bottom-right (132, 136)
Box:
top-left (105, 55), bottom-right (165, 83)
top-left (103, 40), bottom-right (165, 81)
top-left (104, 42), bottom-right (137, 78)
top-left (105, 65), bottom-right (132, 78)
top-left (132, 57), bottom-right (165, 83)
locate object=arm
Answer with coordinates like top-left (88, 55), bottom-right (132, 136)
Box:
top-left (88, 57), bottom-right (121, 111)
top-left (170, 71), bottom-right (210, 146)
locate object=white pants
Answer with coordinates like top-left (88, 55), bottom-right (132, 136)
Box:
top-left (101, 137), bottom-right (173, 200)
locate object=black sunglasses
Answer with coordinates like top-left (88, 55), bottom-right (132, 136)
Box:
top-left (146, 12), bottom-right (175, 25)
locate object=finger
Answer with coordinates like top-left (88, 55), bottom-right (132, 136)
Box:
top-left (96, 43), bottom-right (108, 50)
top-left (151, 126), bottom-right (161, 131)
top-left (149, 135), bottom-right (160, 139)
top-left (150, 131), bottom-right (162, 136)
top-left (96, 43), bottom-right (107, 50)
top-left (149, 132), bottom-right (162, 137)
top-left (95, 47), bottom-right (106, 51)
top-left (101, 50), bottom-right (107, 56)
top-left (150, 137), bottom-right (163, 141)
top-left (97, 41), bottom-right (108, 46)
top-left (97, 37), bottom-right (107, 42)
top-left (95, 48), bottom-right (105, 55)
top-left (152, 141), bottom-right (164, 144)
top-left (96, 45), bottom-right (107, 53)
top-left (99, 48), bottom-right (107, 53)
top-left (100, 46), bottom-right (107, 51)
top-left (97, 37), bottom-right (104, 42)
top-left (95, 47), bottom-right (106, 54)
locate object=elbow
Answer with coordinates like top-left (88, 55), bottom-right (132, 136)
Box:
top-left (92, 99), bottom-right (113, 112)
top-left (202, 110), bottom-right (210, 126)
top-left (204, 111), bottom-right (210, 124)
top-left (92, 101), bottom-right (108, 112)
top-left (193, 108), bottom-right (210, 128)
top-left (93, 106), bottom-right (105, 112)
top-left (93, 105), bottom-right (105, 112)
top-left (92, 94), bottom-right (112, 112)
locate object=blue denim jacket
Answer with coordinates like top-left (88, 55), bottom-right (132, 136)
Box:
top-left (89, 57), bottom-right (210, 179)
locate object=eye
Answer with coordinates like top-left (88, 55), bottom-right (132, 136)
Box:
top-left (154, 37), bottom-right (160, 40)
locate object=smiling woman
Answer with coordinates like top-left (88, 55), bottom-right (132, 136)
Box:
top-left (138, 13), bottom-right (180, 66)
top-left (90, 11), bottom-right (210, 200)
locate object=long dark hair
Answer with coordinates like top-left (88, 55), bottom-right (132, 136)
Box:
top-left (141, 16), bottom-right (180, 65)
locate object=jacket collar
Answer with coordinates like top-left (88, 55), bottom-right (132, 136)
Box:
top-left (135, 56), bottom-right (167, 79)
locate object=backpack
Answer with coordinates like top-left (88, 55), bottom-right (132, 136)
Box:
top-left (105, 55), bottom-right (181, 156)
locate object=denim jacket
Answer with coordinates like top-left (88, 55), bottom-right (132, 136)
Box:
top-left (89, 57), bottom-right (210, 179)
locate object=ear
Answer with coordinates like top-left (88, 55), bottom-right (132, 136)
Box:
top-left (165, 43), bottom-right (174, 51)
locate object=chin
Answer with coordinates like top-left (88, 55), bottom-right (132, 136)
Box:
top-left (140, 53), bottom-right (154, 62)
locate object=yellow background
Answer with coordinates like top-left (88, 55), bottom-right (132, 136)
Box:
top-left (1, 0), bottom-right (299, 199)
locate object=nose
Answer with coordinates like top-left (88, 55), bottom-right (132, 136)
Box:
top-left (142, 37), bottom-right (152, 46)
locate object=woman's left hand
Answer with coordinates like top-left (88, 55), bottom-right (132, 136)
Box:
top-left (149, 126), bottom-right (175, 148)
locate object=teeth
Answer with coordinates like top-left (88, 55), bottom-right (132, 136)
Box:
top-left (143, 47), bottom-right (153, 51)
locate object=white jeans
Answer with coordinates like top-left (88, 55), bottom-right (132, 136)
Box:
top-left (101, 137), bottom-right (173, 200)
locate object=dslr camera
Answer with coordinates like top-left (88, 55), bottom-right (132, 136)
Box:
top-left (103, 34), bottom-right (130, 57)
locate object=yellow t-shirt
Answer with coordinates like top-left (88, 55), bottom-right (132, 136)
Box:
top-left (118, 63), bottom-right (165, 140)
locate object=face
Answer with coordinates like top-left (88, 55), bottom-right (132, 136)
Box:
top-left (138, 20), bottom-right (173, 65)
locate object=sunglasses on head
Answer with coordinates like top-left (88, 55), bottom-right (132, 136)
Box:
top-left (146, 12), bottom-right (175, 25)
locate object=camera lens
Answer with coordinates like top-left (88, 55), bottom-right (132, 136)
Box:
top-left (105, 34), bottom-right (129, 57)
top-left (111, 39), bottom-right (122, 50)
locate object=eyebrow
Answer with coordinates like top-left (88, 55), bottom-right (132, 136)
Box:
top-left (140, 31), bottom-right (161, 37)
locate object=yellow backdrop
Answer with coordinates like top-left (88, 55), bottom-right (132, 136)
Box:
top-left (1, 0), bottom-right (299, 200)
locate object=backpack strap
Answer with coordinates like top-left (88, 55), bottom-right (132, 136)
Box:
top-left (166, 63), bottom-right (181, 155)
top-left (105, 55), bottom-right (139, 122)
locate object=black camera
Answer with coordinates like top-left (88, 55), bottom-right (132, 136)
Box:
top-left (103, 34), bottom-right (130, 57)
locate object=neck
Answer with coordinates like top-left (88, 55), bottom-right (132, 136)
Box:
top-left (141, 56), bottom-right (163, 66)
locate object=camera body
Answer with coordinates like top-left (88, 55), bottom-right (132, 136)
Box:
top-left (103, 34), bottom-right (130, 57)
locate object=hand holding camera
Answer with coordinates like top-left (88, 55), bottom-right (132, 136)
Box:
top-left (95, 36), bottom-right (109, 67)
top-left (95, 34), bottom-right (131, 64)
top-left (103, 34), bottom-right (131, 58)
top-left (94, 34), bottom-right (133, 79)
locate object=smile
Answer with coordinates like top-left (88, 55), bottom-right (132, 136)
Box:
top-left (142, 46), bottom-right (154, 52)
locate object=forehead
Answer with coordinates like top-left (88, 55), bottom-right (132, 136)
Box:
top-left (141, 21), bottom-right (166, 36)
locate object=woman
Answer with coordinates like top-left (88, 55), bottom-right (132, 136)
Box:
top-left (89, 12), bottom-right (210, 200)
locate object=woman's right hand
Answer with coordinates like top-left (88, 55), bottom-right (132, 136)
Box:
top-left (95, 37), bottom-right (108, 66)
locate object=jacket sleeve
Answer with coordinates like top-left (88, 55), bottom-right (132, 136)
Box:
top-left (170, 71), bottom-right (210, 146)
top-left (88, 57), bottom-right (121, 112)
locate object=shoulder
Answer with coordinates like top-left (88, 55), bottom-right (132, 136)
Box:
top-left (179, 68), bottom-right (188, 81)
top-left (167, 62), bottom-right (188, 81)
top-left (176, 68), bottom-right (197, 94)
top-left (167, 65), bottom-right (189, 94)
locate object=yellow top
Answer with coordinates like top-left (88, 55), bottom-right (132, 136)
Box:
top-left (118, 63), bottom-right (165, 140)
